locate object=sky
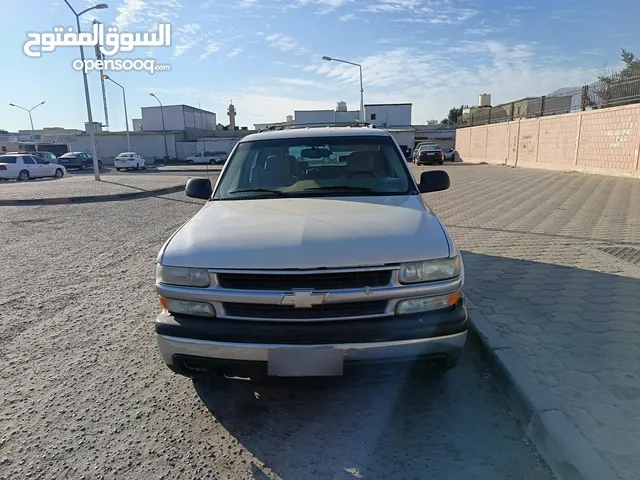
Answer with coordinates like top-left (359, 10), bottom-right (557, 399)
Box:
top-left (1, 0), bottom-right (639, 132)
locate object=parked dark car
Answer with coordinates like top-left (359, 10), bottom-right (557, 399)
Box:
top-left (415, 145), bottom-right (444, 166)
top-left (56, 152), bottom-right (103, 170)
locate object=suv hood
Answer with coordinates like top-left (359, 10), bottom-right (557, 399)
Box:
top-left (160, 196), bottom-right (450, 269)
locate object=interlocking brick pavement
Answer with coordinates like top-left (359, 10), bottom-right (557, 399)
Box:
top-left (417, 164), bottom-right (640, 479)
top-left (0, 175), bottom-right (186, 202)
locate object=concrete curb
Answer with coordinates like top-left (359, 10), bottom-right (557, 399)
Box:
top-left (466, 298), bottom-right (617, 480)
top-left (0, 185), bottom-right (185, 207)
top-left (154, 167), bottom-right (223, 173)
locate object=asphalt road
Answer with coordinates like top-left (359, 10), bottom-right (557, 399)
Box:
top-left (0, 192), bottom-right (554, 480)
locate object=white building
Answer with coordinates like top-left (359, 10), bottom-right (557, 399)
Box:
top-left (16, 126), bottom-right (83, 143)
top-left (254, 115), bottom-right (294, 131)
top-left (132, 119), bottom-right (143, 131)
top-left (141, 104), bottom-right (216, 132)
top-left (294, 101), bottom-right (360, 126)
top-left (364, 103), bottom-right (415, 150)
top-left (69, 131), bottom-right (185, 162)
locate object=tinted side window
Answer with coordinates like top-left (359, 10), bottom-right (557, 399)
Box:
top-left (1, 156), bottom-right (17, 164)
top-left (22, 156), bottom-right (35, 164)
top-left (33, 156), bottom-right (47, 165)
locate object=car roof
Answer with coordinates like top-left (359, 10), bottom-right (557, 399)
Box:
top-left (240, 127), bottom-right (392, 142)
top-left (117, 152), bottom-right (138, 155)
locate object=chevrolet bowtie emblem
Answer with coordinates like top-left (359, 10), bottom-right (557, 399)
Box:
top-left (280, 289), bottom-right (328, 308)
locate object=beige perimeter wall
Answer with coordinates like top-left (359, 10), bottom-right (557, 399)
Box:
top-left (455, 103), bottom-right (640, 178)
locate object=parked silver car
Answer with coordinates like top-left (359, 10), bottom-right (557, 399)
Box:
top-left (154, 126), bottom-right (467, 382)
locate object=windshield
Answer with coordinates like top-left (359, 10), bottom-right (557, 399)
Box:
top-left (213, 134), bottom-right (416, 200)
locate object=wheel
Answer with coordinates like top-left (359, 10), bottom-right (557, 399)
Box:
top-left (135, 164), bottom-right (140, 170)
top-left (116, 168), bottom-right (121, 172)
top-left (80, 161), bottom-right (87, 170)
top-left (17, 170), bottom-right (29, 182)
top-left (54, 168), bottom-right (64, 179)
top-left (187, 160), bottom-right (194, 165)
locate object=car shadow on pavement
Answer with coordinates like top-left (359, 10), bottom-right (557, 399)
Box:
top-left (192, 344), bottom-right (554, 480)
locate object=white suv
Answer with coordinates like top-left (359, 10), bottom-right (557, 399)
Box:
top-left (155, 127), bottom-right (467, 381)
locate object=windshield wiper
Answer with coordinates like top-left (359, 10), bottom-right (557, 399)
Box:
top-left (227, 188), bottom-right (288, 196)
top-left (301, 185), bottom-right (376, 192)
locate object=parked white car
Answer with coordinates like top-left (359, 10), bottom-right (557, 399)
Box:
top-left (186, 151), bottom-right (226, 165)
top-left (155, 126), bottom-right (467, 382)
top-left (0, 153), bottom-right (66, 181)
top-left (114, 152), bottom-right (146, 171)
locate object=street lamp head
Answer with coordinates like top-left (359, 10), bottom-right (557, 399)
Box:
top-left (40, 101), bottom-right (46, 105)
top-left (150, 93), bottom-right (156, 97)
top-left (322, 56), bottom-right (332, 61)
top-left (9, 103), bottom-right (16, 107)
top-left (102, 74), bottom-right (110, 80)
top-left (95, 3), bottom-right (108, 9)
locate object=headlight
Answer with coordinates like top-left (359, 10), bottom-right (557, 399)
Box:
top-left (156, 264), bottom-right (211, 288)
top-left (398, 256), bottom-right (461, 284)
top-left (396, 292), bottom-right (461, 315)
top-left (160, 297), bottom-right (216, 317)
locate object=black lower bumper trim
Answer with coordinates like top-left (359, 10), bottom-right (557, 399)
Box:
top-left (155, 299), bottom-right (468, 345)
top-left (170, 353), bottom-right (453, 380)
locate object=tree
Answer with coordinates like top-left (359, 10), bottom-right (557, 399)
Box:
top-left (443, 105), bottom-right (469, 125)
top-left (593, 49), bottom-right (640, 107)
top-left (0, 129), bottom-right (8, 134)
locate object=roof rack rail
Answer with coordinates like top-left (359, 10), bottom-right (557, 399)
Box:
top-left (259, 122), bottom-right (373, 133)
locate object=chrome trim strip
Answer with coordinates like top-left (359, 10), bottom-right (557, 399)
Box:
top-left (209, 265), bottom-right (399, 275)
top-left (156, 276), bottom-right (462, 306)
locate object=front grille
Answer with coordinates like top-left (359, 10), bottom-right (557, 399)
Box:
top-left (216, 270), bottom-right (392, 291)
top-left (223, 300), bottom-right (389, 320)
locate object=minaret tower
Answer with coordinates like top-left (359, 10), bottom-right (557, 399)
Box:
top-left (227, 100), bottom-right (237, 129)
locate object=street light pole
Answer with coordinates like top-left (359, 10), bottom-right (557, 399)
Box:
top-left (322, 56), bottom-right (365, 123)
top-left (103, 75), bottom-right (130, 151)
top-left (63, 1), bottom-right (108, 181)
top-left (150, 93), bottom-right (169, 159)
top-left (9, 101), bottom-right (46, 151)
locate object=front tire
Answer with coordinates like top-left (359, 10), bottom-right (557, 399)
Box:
top-left (80, 162), bottom-right (87, 170)
top-left (17, 170), bottom-right (29, 182)
top-left (116, 168), bottom-right (121, 172)
top-left (54, 168), bottom-right (64, 179)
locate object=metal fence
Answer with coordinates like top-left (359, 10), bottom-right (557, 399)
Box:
top-left (458, 72), bottom-right (640, 128)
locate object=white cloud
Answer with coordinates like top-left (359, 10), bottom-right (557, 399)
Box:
top-left (115, 0), bottom-right (183, 30)
top-left (172, 23), bottom-right (202, 57)
top-left (275, 78), bottom-right (329, 89)
top-left (340, 13), bottom-right (356, 21)
top-left (264, 33), bottom-right (305, 53)
top-left (227, 47), bottom-right (244, 58)
top-left (200, 41), bottom-right (221, 59)
top-left (303, 42), bottom-right (596, 122)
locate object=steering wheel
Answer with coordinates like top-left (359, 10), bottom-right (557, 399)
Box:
top-left (346, 171), bottom-right (377, 178)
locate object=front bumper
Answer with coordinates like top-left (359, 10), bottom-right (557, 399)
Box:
top-left (155, 299), bottom-right (468, 376)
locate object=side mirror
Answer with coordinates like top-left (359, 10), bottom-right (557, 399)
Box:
top-left (185, 177), bottom-right (212, 199)
top-left (418, 170), bottom-right (450, 193)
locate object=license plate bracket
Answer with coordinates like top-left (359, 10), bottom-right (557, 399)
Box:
top-left (267, 348), bottom-right (344, 377)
